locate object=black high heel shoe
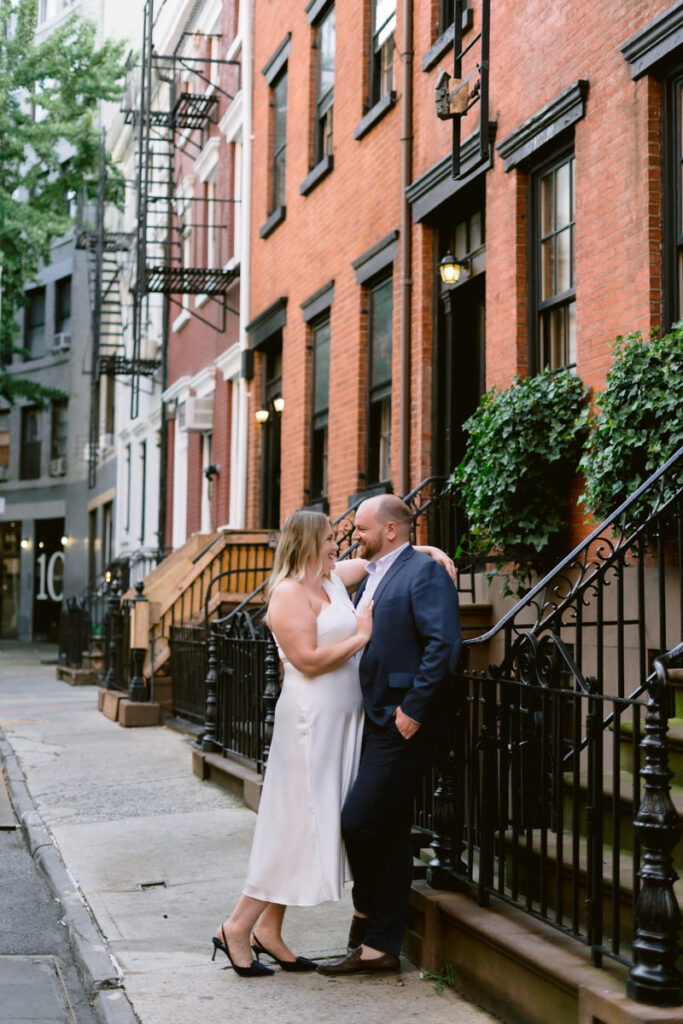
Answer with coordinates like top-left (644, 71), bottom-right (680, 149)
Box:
top-left (251, 933), bottom-right (317, 972)
top-left (211, 925), bottom-right (275, 977)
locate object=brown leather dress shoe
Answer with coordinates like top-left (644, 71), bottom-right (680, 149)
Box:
top-left (318, 946), bottom-right (400, 975)
top-left (347, 915), bottom-right (369, 950)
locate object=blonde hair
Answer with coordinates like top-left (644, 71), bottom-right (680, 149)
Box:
top-left (266, 510), bottom-right (332, 599)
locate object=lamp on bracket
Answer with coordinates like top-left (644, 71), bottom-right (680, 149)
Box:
top-left (439, 251), bottom-right (471, 286)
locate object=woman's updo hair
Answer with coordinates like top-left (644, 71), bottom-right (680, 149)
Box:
top-left (266, 510), bottom-right (333, 599)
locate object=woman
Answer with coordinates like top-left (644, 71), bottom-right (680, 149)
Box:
top-left (212, 510), bottom-right (452, 977)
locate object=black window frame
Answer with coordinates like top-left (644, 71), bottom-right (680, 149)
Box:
top-left (369, 0), bottom-right (396, 108)
top-left (314, 4), bottom-right (335, 165)
top-left (529, 148), bottom-right (576, 374)
top-left (663, 67), bottom-right (683, 328)
top-left (24, 287), bottom-right (46, 360)
top-left (50, 399), bottom-right (67, 461)
top-left (55, 276), bottom-right (71, 336)
top-left (20, 406), bottom-right (41, 480)
top-left (270, 67), bottom-right (288, 215)
top-left (366, 274), bottom-right (393, 486)
top-left (310, 315), bottom-right (330, 503)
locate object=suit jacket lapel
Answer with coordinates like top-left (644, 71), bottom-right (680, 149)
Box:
top-left (368, 545), bottom-right (414, 609)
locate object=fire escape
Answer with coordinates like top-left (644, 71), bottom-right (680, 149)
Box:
top-left (120, 0), bottom-right (241, 419)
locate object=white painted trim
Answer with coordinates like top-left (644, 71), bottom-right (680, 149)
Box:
top-left (194, 136), bottom-right (220, 182)
top-left (172, 309), bottom-right (191, 333)
top-left (190, 366), bottom-right (216, 398)
top-left (216, 342), bottom-right (241, 381)
top-left (162, 375), bottom-right (191, 405)
top-left (226, 32), bottom-right (242, 62)
top-left (195, 0), bottom-right (221, 36)
top-left (219, 89), bottom-right (244, 142)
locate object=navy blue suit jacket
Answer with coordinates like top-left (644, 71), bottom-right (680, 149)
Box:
top-left (354, 546), bottom-right (462, 735)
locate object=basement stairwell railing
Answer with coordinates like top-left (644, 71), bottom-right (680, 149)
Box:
top-left (425, 445), bottom-right (683, 1007)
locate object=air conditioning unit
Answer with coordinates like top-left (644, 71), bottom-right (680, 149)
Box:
top-left (49, 456), bottom-right (66, 476)
top-left (99, 433), bottom-right (114, 452)
top-left (0, 465), bottom-right (8, 482)
top-left (52, 332), bottom-right (71, 354)
top-left (179, 395), bottom-right (213, 432)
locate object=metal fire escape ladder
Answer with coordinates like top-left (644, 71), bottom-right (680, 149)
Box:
top-left (77, 138), bottom-right (134, 487)
top-left (122, 1), bottom-right (242, 418)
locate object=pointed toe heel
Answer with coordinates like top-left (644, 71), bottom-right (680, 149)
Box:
top-left (251, 933), bottom-right (317, 972)
top-left (211, 927), bottom-right (275, 977)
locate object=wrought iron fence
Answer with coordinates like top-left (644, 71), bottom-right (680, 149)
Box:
top-left (58, 597), bottom-right (92, 668)
top-left (425, 445), bottom-right (683, 1006)
top-left (168, 624), bottom-right (207, 725)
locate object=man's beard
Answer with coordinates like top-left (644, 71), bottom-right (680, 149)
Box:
top-left (358, 538), bottom-right (380, 560)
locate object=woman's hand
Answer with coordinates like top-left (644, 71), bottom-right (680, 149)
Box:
top-left (355, 598), bottom-right (374, 644)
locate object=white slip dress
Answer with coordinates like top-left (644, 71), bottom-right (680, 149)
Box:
top-left (242, 572), bottom-right (364, 906)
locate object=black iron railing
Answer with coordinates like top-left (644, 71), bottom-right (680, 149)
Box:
top-left (425, 445), bottom-right (683, 1006)
top-left (168, 624), bottom-right (208, 725)
top-left (58, 597), bottom-right (92, 668)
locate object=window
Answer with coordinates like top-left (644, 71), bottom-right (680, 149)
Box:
top-left (315, 6), bottom-right (335, 163)
top-left (24, 288), bottom-right (46, 359)
top-left (206, 177), bottom-right (218, 269)
top-left (310, 317), bottom-right (330, 501)
top-left (20, 407), bottom-right (41, 479)
top-left (271, 69), bottom-right (287, 212)
top-left (366, 276), bottom-right (393, 484)
top-left (370, 0), bottom-right (396, 106)
top-left (439, 0), bottom-right (455, 32)
top-left (139, 441), bottom-right (147, 544)
top-left (125, 443), bottom-right (132, 532)
top-left (665, 70), bottom-right (683, 325)
top-left (50, 400), bottom-right (67, 460)
top-left (55, 277), bottom-right (71, 337)
top-left (0, 410), bottom-right (9, 477)
top-left (533, 153), bottom-right (576, 371)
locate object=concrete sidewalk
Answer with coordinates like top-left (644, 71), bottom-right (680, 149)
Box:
top-left (0, 644), bottom-right (498, 1024)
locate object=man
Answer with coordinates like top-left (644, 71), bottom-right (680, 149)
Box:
top-left (318, 494), bottom-right (462, 976)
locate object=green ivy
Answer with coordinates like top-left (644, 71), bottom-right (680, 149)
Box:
top-left (579, 325), bottom-right (683, 525)
top-left (452, 367), bottom-right (590, 596)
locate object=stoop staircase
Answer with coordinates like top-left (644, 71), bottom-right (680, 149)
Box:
top-left (407, 446), bottom-right (683, 1024)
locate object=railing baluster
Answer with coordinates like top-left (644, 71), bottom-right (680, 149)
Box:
top-left (627, 656), bottom-right (683, 1006)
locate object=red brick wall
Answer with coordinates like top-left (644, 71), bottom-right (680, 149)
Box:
top-left (246, 0), bottom-right (675, 531)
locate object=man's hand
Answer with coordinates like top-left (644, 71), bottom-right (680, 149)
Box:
top-left (394, 706), bottom-right (420, 739)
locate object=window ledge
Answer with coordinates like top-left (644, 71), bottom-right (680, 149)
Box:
top-left (172, 309), bottom-right (191, 333)
top-left (259, 205), bottom-right (286, 239)
top-left (354, 91), bottom-right (397, 141)
top-left (422, 25), bottom-right (454, 72)
top-left (422, 9), bottom-right (474, 73)
top-left (300, 154), bottom-right (334, 196)
top-left (195, 293), bottom-right (210, 309)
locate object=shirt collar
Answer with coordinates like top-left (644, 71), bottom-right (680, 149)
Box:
top-left (365, 541), bottom-right (410, 576)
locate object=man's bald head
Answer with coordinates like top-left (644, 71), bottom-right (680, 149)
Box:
top-left (353, 495), bottom-right (412, 561)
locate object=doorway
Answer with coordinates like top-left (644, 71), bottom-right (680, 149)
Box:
top-left (0, 521), bottom-right (21, 638)
top-left (433, 272), bottom-right (486, 478)
top-left (258, 338), bottom-right (282, 529)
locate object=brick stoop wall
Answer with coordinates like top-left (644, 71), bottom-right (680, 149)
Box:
top-left (406, 883), bottom-right (681, 1024)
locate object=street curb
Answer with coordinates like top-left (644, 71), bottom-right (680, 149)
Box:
top-left (0, 732), bottom-right (141, 1024)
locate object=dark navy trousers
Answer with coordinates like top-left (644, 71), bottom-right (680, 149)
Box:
top-left (341, 718), bottom-right (438, 956)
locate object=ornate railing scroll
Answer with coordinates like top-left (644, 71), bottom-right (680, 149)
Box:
top-left (426, 445), bottom-right (683, 1005)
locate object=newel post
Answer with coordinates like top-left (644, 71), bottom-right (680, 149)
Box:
top-left (261, 631), bottom-right (280, 773)
top-left (202, 624), bottom-right (219, 752)
top-left (627, 658), bottom-right (682, 1006)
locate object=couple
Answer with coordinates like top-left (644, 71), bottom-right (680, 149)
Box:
top-left (212, 494), bottom-right (462, 977)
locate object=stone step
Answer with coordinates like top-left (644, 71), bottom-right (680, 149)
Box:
top-left (561, 770), bottom-right (683, 865)
top-left (55, 664), bottom-right (97, 686)
top-left (618, 718), bottom-right (683, 788)
top-left (407, 882), bottom-right (683, 1024)
top-left (415, 830), bottom-right (683, 955)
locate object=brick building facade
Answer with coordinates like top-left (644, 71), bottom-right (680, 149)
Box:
top-left (243, 0), bottom-right (682, 534)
